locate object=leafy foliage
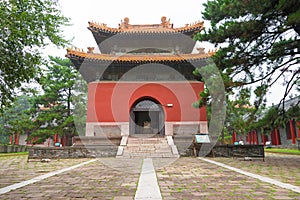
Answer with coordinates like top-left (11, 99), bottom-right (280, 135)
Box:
top-left (0, 0), bottom-right (68, 109)
top-left (0, 95), bottom-right (34, 144)
top-left (226, 89), bottom-right (256, 134)
top-left (0, 57), bottom-right (87, 145)
top-left (250, 96), bottom-right (300, 133)
top-left (196, 0), bottom-right (299, 108)
top-left (195, 0), bottom-right (300, 135)
top-left (27, 57), bottom-right (86, 145)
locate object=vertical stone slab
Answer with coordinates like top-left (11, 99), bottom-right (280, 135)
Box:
top-left (165, 122), bottom-right (173, 136)
top-left (85, 123), bottom-right (94, 136)
top-left (199, 121), bottom-right (208, 133)
top-left (121, 124), bottom-right (129, 136)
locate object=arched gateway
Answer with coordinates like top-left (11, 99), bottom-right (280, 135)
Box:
top-left (130, 99), bottom-right (165, 136)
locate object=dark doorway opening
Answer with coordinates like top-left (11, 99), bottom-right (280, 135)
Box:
top-left (130, 99), bottom-right (165, 136)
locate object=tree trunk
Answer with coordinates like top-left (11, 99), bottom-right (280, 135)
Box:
top-left (221, 130), bottom-right (225, 144)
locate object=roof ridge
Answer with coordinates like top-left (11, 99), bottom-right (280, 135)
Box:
top-left (88, 19), bottom-right (204, 34)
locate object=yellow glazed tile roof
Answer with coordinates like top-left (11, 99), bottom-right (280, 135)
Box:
top-left (88, 19), bottom-right (204, 34)
top-left (66, 48), bottom-right (216, 62)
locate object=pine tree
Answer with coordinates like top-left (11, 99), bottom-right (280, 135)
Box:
top-left (28, 57), bottom-right (87, 145)
top-left (196, 0), bottom-right (299, 109)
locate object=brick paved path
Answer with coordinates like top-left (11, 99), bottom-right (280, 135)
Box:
top-left (208, 153), bottom-right (300, 187)
top-left (0, 156), bottom-right (91, 189)
top-left (0, 154), bottom-right (299, 199)
top-left (155, 157), bottom-right (300, 200)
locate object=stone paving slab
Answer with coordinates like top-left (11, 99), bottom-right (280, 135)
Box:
top-left (0, 158), bottom-right (141, 200)
top-left (208, 153), bottom-right (300, 187)
top-left (155, 157), bottom-right (300, 200)
top-left (0, 155), bottom-right (91, 188)
top-left (135, 158), bottom-right (162, 199)
top-left (0, 154), bottom-right (299, 199)
top-left (200, 157), bottom-right (300, 194)
top-left (0, 159), bottom-right (97, 195)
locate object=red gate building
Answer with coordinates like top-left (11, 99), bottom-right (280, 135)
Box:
top-left (67, 17), bottom-right (215, 156)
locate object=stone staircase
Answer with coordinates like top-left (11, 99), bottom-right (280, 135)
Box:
top-left (116, 136), bottom-right (179, 158)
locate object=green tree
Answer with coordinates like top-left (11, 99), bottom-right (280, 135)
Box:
top-left (0, 95), bottom-right (35, 144)
top-left (251, 96), bottom-right (300, 134)
top-left (196, 0), bottom-right (300, 114)
top-left (227, 89), bottom-right (256, 132)
top-left (28, 57), bottom-right (87, 145)
top-left (72, 76), bottom-right (88, 137)
top-left (0, 0), bottom-right (68, 109)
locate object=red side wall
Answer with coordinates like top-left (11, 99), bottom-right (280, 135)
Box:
top-left (86, 81), bottom-right (206, 123)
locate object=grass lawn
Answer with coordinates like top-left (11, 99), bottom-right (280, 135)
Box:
top-left (265, 148), bottom-right (300, 155)
top-left (0, 151), bottom-right (28, 157)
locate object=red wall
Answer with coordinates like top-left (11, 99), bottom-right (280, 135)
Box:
top-left (86, 81), bottom-right (206, 123)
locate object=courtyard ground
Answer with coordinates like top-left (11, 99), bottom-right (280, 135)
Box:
top-left (0, 153), bottom-right (299, 199)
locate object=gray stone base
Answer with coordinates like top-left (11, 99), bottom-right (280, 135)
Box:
top-left (173, 135), bottom-right (194, 156)
top-left (28, 136), bottom-right (122, 159)
top-left (212, 144), bottom-right (265, 160)
top-left (0, 145), bottom-right (28, 153)
top-left (28, 145), bottom-right (119, 160)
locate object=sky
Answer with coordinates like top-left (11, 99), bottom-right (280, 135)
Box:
top-left (45, 0), bottom-right (291, 106)
top-left (46, 0), bottom-right (208, 55)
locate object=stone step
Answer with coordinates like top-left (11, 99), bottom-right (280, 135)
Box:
top-left (124, 148), bottom-right (172, 153)
top-left (126, 143), bottom-right (169, 147)
top-left (128, 138), bottom-right (166, 140)
top-left (125, 145), bottom-right (172, 151)
top-left (127, 140), bottom-right (167, 145)
top-left (125, 151), bottom-right (173, 155)
top-left (122, 152), bottom-right (177, 158)
top-left (126, 147), bottom-right (172, 151)
top-left (118, 136), bottom-right (179, 158)
top-left (126, 148), bottom-right (156, 152)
